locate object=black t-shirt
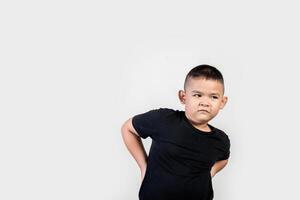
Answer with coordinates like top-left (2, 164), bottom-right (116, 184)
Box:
top-left (132, 108), bottom-right (230, 200)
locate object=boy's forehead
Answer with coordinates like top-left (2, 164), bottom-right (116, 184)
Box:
top-left (186, 77), bottom-right (224, 93)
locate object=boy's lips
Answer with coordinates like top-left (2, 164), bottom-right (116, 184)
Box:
top-left (198, 109), bottom-right (209, 113)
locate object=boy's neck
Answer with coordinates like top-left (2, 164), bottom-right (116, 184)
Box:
top-left (184, 113), bottom-right (212, 132)
top-left (193, 123), bottom-right (211, 132)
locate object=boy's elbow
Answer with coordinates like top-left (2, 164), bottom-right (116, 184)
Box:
top-left (217, 159), bottom-right (229, 169)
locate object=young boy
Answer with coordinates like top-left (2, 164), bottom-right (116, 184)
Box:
top-left (121, 65), bottom-right (230, 200)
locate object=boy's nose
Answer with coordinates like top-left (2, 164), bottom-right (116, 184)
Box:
top-left (198, 96), bottom-right (210, 107)
top-left (199, 102), bottom-right (209, 107)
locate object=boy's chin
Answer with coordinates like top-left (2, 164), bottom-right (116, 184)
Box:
top-left (193, 117), bottom-right (210, 125)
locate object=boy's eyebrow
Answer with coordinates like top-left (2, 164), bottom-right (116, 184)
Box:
top-left (192, 90), bottom-right (203, 93)
top-left (191, 90), bottom-right (221, 96)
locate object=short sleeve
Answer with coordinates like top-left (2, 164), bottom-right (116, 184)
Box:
top-left (132, 108), bottom-right (165, 139)
top-left (216, 134), bottom-right (231, 161)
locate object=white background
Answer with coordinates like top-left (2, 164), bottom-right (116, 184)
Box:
top-left (1, 1), bottom-right (300, 199)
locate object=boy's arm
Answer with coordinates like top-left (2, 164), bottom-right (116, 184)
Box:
top-left (210, 159), bottom-right (229, 178)
top-left (121, 117), bottom-right (148, 180)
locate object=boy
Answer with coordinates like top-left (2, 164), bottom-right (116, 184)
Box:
top-left (121, 65), bottom-right (230, 200)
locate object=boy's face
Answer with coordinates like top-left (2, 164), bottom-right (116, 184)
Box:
top-left (178, 77), bottom-right (228, 128)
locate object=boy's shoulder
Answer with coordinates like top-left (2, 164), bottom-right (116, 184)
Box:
top-left (143, 107), bottom-right (181, 121)
top-left (154, 107), bottom-right (185, 118)
top-left (150, 107), bottom-right (178, 114)
top-left (212, 126), bottom-right (230, 141)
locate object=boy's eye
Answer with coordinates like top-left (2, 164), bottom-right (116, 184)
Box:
top-left (193, 94), bottom-right (219, 99)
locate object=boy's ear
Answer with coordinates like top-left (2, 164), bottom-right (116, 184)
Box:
top-left (178, 90), bottom-right (186, 104)
top-left (220, 96), bottom-right (228, 109)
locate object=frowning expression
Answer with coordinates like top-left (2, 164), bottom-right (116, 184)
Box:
top-left (178, 77), bottom-right (228, 126)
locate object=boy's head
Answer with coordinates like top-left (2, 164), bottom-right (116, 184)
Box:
top-left (178, 65), bottom-right (228, 130)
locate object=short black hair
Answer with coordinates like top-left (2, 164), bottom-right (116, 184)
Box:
top-left (184, 64), bottom-right (225, 93)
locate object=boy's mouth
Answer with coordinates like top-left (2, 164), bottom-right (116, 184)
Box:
top-left (198, 109), bottom-right (209, 113)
